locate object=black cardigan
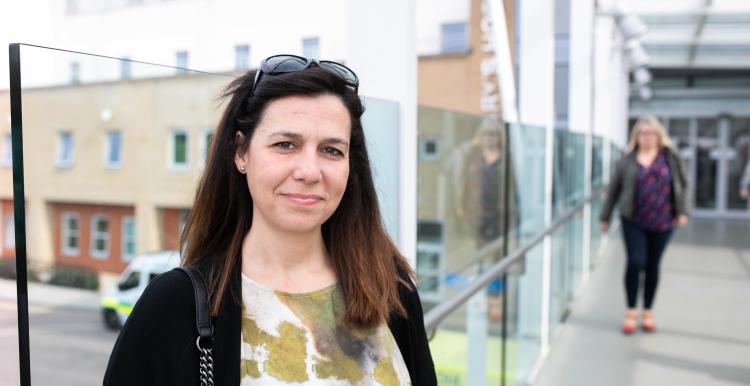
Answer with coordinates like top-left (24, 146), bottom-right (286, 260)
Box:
top-left (103, 267), bottom-right (437, 385)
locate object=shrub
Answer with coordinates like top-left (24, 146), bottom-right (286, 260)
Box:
top-left (0, 259), bottom-right (40, 282)
top-left (48, 264), bottom-right (99, 290)
top-left (0, 259), bottom-right (15, 280)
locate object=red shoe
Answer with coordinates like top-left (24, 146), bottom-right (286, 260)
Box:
top-left (621, 312), bottom-right (636, 335)
top-left (621, 319), bottom-right (637, 334)
top-left (641, 314), bottom-right (656, 332)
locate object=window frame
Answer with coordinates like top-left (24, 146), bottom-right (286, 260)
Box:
top-left (61, 212), bottom-right (80, 256)
top-left (121, 216), bottom-right (135, 262)
top-left (175, 50), bottom-right (188, 74)
top-left (440, 22), bottom-right (470, 54)
top-left (69, 61), bottom-right (81, 84)
top-left (302, 37), bottom-right (320, 59)
top-left (90, 214), bottom-right (110, 259)
top-left (55, 131), bottom-right (75, 168)
top-left (105, 130), bottom-right (123, 169)
top-left (234, 44), bottom-right (250, 70)
top-left (169, 128), bottom-right (189, 170)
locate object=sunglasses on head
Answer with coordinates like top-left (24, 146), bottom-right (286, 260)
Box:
top-left (250, 54), bottom-right (359, 96)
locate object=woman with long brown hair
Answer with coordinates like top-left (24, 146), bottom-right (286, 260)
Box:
top-left (104, 54), bottom-right (436, 385)
top-left (600, 116), bottom-right (690, 335)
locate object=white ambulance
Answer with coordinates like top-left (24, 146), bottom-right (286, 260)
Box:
top-left (100, 250), bottom-right (180, 330)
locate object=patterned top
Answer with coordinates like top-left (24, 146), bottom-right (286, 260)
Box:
top-left (632, 151), bottom-right (674, 232)
top-left (240, 274), bottom-right (412, 385)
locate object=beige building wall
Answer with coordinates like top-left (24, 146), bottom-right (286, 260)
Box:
top-left (0, 73), bottom-right (233, 272)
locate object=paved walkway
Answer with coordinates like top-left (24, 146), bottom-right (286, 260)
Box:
top-left (0, 278), bottom-right (100, 311)
top-left (533, 218), bottom-right (750, 386)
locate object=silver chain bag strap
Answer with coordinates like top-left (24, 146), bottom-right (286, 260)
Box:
top-left (176, 267), bottom-right (214, 386)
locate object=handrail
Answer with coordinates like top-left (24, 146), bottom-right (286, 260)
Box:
top-left (423, 188), bottom-right (607, 332)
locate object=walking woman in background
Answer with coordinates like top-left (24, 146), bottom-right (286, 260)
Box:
top-left (600, 116), bottom-right (690, 334)
top-left (104, 55), bottom-right (436, 385)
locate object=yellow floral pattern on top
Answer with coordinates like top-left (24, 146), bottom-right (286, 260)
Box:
top-left (240, 274), bottom-right (412, 385)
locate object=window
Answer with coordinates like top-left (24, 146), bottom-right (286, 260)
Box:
top-left (202, 129), bottom-right (214, 165)
top-left (176, 51), bottom-right (188, 74)
top-left (70, 61), bottom-right (80, 84)
top-left (3, 214), bottom-right (14, 248)
top-left (117, 271), bottom-right (140, 291)
top-left (61, 212), bottom-right (80, 256)
top-left (105, 130), bottom-right (122, 168)
top-left (170, 129), bottom-right (188, 168)
top-left (302, 37), bottom-right (320, 59)
top-left (121, 58), bottom-right (131, 80)
top-left (55, 131), bottom-right (74, 168)
top-left (121, 216), bottom-right (135, 261)
top-left (2, 133), bottom-right (11, 167)
top-left (235, 44), bottom-right (250, 70)
top-left (419, 138), bottom-right (440, 161)
top-left (90, 215), bottom-right (109, 259)
top-left (441, 22), bottom-right (469, 54)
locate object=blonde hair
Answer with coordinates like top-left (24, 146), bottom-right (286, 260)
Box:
top-left (627, 115), bottom-right (675, 153)
top-left (470, 117), bottom-right (505, 150)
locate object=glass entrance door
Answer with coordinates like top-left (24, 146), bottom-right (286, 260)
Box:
top-left (727, 118), bottom-right (750, 212)
top-left (666, 116), bottom-right (750, 217)
top-left (695, 118), bottom-right (720, 210)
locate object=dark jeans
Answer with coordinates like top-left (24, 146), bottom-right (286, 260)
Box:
top-left (621, 217), bottom-right (673, 309)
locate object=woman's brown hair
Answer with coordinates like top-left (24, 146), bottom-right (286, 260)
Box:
top-left (180, 66), bottom-right (414, 329)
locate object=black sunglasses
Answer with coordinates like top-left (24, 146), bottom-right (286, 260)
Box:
top-left (250, 54), bottom-right (359, 96)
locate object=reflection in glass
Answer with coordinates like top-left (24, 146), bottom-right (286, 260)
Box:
top-left (8, 44), bottom-right (233, 385)
top-left (8, 44), bottom-right (409, 386)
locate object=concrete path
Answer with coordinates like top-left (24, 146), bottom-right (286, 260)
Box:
top-left (533, 218), bottom-right (750, 386)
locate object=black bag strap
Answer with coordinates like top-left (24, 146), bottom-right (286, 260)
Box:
top-left (176, 267), bottom-right (214, 386)
top-left (176, 266), bottom-right (213, 339)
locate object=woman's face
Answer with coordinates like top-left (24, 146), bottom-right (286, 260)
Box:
top-left (235, 94), bottom-right (351, 234)
top-left (637, 122), bottom-right (660, 150)
top-left (481, 128), bottom-right (501, 149)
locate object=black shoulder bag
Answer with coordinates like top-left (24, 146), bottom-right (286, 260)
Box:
top-left (176, 267), bottom-right (215, 386)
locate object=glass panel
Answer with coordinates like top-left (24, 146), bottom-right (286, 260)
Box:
top-left (416, 108), bottom-right (516, 307)
top-left (506, 124), bottom-right (547, 384)
top-left (667, 118), bottom-right (691, 154)
top-left (14, 44), bottom-right (226, 385)
top-left (505, 245), bottom-right (543, 385)
top-left (696, 118), bottom-right (719, 210)
top-left (428, 277), bottom-right (506, 385)
top-left (0, 165), bottom-right (19, 381)
top-left (727, 118), bottom-right (750, 210)
top-left (549, 209), bottom-right (584, 337)
top-left (589, 194), bottom-right (604, 264)
top-left (12, 44), bottom-right (407, 385)
top-left (592, 136), bottom-right (603, 190)
top-left (549, 218), bottom-right (568, 335)
top-left (552, 130), bottom-right (585, 220)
